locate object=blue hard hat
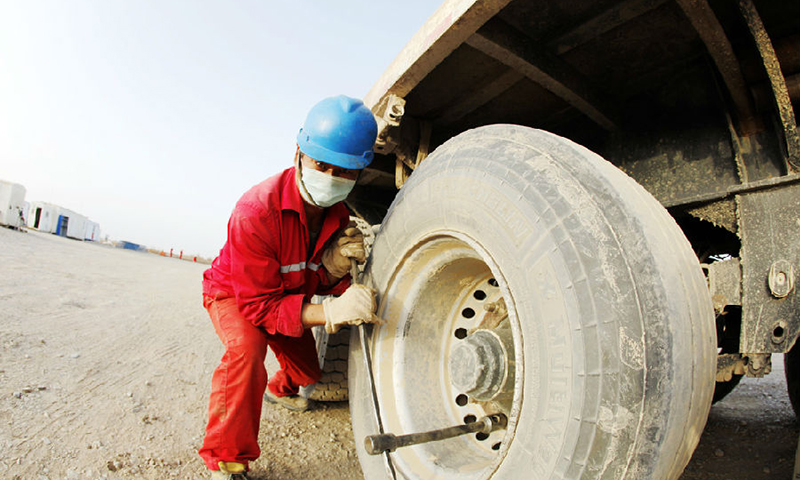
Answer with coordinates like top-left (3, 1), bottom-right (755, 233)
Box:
top-left (297, 95), bottom-right (378, 169)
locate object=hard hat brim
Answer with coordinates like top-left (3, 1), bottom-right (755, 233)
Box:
top-left (297, 129), bottom-right (374, 169)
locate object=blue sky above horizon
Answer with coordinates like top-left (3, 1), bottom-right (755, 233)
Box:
top-left (0, 1), bottom-right (441, 257)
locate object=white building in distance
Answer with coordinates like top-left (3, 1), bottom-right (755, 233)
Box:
top-left (27, 201), bottom-right (101, 241)
top-left (0, 180), bottom-right (27, 228)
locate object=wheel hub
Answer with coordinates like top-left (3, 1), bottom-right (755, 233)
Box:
top-left (449, 330), bottom-right (507, 401)
top-left (364, 236), bottom-right (519, 478)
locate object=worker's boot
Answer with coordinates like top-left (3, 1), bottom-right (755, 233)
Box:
top-left (263, 389), bottom-right (310, 412)
top-left (210, 461), bottom-right (248, 479)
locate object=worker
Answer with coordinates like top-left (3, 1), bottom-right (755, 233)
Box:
top-left (199, 95), bottom-right (383, 479)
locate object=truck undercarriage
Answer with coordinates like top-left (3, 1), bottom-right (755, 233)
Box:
top-left (351, 0), bottom-right (799, 383)
top-left (342, 1), bottom-right (799, 478)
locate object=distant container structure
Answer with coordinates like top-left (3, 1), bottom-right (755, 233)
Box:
top-left (1, 179), bottom-right (101, 241)
top-left (27, 201), bottom-right (58, 233)
top-left (27, 201), bottom-right (101, 241)
top-left (0, 180), bottom-right (27, 228)
top-left (85, 220), bottom-right (100, 241)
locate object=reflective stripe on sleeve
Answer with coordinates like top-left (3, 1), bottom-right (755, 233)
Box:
top-left (280, 262), bottom-right (306, 273)
top-left (279, 261), bottom-right (321, 273)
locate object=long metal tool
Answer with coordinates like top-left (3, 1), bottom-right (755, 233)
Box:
top-left (351, 259), bottom-right (398, 480)
top-left (365, 413), bottom-right (508, 455)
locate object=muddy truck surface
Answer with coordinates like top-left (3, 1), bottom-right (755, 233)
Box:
top-left (331, 1), bottom-right (799, 479)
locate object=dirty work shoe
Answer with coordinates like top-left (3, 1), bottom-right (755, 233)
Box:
top-left (210, 461), bottom-right (248, 479)
top-left (263, 389), bottom-right (310, 412)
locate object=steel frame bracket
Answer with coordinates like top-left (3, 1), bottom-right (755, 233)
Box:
top-left (738, 183), bottom-right (800, 354)
top-left (373, 94), bottom-right (406, 157)
top-left (394, 119), bottom-right (432, 189)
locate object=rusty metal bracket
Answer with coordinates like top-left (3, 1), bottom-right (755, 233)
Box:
top-left (395, 120), bottom-right (433, 189)
top-left (663, 172), bottom-right (800, 208)
top-left (707, 258), bottom-right (742, 314)
top-left (716, 353), bottom-right (747, 382)
top-left (744, 352), bottom-right (772, 377)
top-left (395, 158), bottom-right (411, 190)
top-left (414, 120), bottom-right (432, 169)
top-left (737, 183), bottom-right (800, 354)
top-left (373, 94), bottom-right (406, 157)
top-left (372, 94), bottom-right (434, 190)
top-left (718, 352), bottom-right (772, 379)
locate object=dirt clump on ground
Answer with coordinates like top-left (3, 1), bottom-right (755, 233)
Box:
top-left (0, 227), bottom-right (797, 479)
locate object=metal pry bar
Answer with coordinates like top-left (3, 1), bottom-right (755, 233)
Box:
top-left (351, 258), bottom-right (398, 479)
top-left (365, 413), bottom-right (508, 455)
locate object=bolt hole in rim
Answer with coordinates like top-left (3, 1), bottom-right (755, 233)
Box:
top-left (376, 233), bottom-right (521, 479)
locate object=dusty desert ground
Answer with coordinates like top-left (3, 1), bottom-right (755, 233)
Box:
top-left (0, 226), bottom-right (797, 479)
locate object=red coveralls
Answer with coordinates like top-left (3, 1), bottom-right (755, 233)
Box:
top-left (199, 167), bottom-right (350, 470)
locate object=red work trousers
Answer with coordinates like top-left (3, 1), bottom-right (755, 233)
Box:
top-left (199, 295), bottom-right (321, 470)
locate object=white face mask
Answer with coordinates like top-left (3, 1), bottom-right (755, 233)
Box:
top-left (298, 165), bottom-right (356, 208)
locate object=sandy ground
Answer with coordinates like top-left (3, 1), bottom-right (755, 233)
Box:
top-left (0, 228), bottom-right (362, 480)
top-left (1, 226), bottom-right (797, 479)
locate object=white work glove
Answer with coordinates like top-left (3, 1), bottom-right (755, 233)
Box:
top-left (322, 284), bottom-right (384, 333)
top-left (322, 221), bottom-right (366, 279)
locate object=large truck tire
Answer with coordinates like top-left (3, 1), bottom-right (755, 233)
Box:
top-left (264, 217), bottom-right (375, 403)
top-left (265, 325), bottom-right (349, 402)
top-left (349, 125), bottom-right (716, 479)
top-left (712, 307), bottom-right (743, 404)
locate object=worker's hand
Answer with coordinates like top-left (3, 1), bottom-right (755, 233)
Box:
top-left (322, 284), bottom-right (384, 333)
top-left (322, 221), bottom-right (365, 279)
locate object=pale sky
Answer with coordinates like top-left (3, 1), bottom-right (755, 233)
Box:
top-left (0, 1), bottom-right (440, 258)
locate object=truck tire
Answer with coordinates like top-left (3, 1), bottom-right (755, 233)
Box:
top-left (265, 326), bottom-right (349, 402)
top-left (349, 125), bottom-right (716, 479)
top-left (712, 307), bottom-right (743, 404)
top-left (264, 217), bottom-right (374, 403)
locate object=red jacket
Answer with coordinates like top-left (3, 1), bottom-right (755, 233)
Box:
top-left (203, 167), bottom-right (351, 337)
